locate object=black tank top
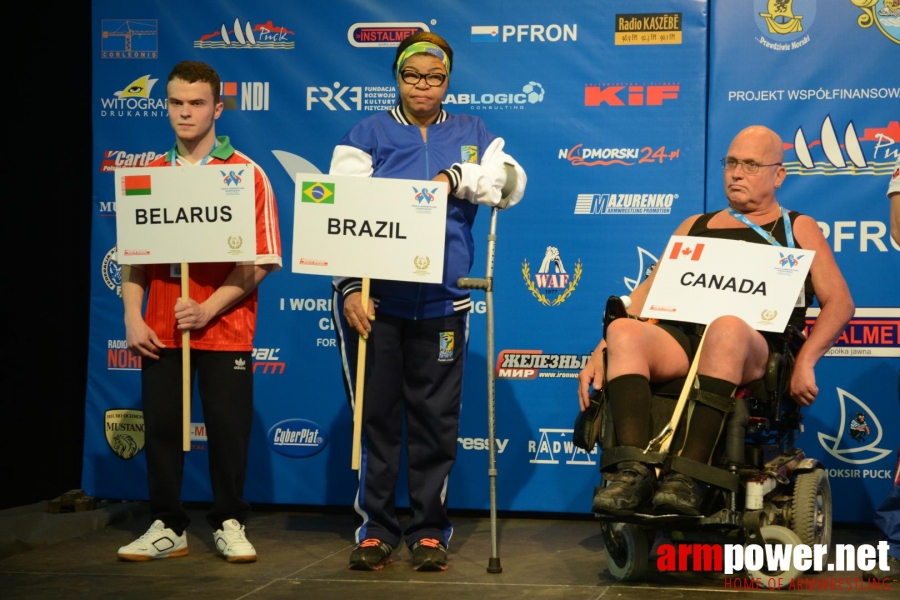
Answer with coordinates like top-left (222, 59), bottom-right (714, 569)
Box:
top-left (687, 210), bottom-right (815, 332)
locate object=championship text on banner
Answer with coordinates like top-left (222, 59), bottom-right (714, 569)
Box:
top-left (291, 174), bottom-right (447, 283)
top-left (114, 166), bottom-right (257, 265)
top-left (641, 236), bottom-right (815, 333)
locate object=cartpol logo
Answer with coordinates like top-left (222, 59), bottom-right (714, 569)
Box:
top-left (348, 22), bottom-right (428, 47)
top-left (267, 419), bottom-right (327, 458)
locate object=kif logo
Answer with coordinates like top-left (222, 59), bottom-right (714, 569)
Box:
top-left (585, 83), bottom-right (679, 106)
top-left (522, 246), bottom-right (582, 306)
top-left (101, 19), bottom-right (158, 59)
top-left (348, 22), bottom-right (428, 47)
top-left (669, 241), bottom-right (705, 261)
top-left (302, 182), bottom-right (334, 204)
top-left (195, 18), bottom-right (295, 49)
top-left (220, 81), bottom-right (270, 111)
top-left (817, 387), bottom-right (892, 464)
top-left (529, 427), bottom-right (597, 465)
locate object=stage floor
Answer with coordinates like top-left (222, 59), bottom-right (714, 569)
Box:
top-left (1, 500), bottom-right (894, 599)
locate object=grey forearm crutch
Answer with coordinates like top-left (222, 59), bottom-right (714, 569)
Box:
top-left (457, 163), bottom-right (518, 574)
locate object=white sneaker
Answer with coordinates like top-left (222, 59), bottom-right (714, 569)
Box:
top-left (214, 519), bottom-right (257, 563)
top-left (117, 520), bottom-right (189, 561)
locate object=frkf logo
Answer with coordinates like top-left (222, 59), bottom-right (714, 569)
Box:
top-left (306, 84), bottom-right (362, 110)
top-left (669, 241), bottom-right (705, 260)
top-left (221, 170), bottom-right (243, 186)
top-left (585, 83), bottom-right (679, 106)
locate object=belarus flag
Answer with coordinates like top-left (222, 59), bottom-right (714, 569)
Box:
top-left (471, 25), bottom-right (499, 42)
top-left (123, 174), bottom-right (152, 196)
top-left (669, 241), bottom-right (705, 261)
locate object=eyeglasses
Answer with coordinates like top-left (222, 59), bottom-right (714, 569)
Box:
top-left (399, 69), bottom-right (447, 87)
top-left (720, 157), bottom-right (782, 174)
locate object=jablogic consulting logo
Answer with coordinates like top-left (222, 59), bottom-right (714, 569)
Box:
top-left (657, 539), bottom-right (893, 590)
top-left (444, 81), bottom-right (545, 111)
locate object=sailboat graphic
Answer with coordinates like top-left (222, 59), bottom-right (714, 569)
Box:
top-left (817, 388), bottom-right (891, 465)
top-left (624, 247), bottom-right (658, 292)
top-left (792, 115), bottom-right (868, 170)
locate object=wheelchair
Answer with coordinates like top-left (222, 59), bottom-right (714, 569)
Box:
top-left (587, 297), bottom-right (830, 589)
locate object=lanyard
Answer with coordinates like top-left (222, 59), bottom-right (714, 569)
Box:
top-left (170, 139), bottom-right (218, 167)
top-left (727, 206), bottom-right (794, 248)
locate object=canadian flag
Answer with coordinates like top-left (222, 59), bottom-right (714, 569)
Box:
top-left (669, 241), bottom-right (705, 261)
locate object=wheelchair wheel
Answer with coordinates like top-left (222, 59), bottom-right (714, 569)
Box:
top-left (792, 468), bottom-right (832, 552)
top-left (745, 525), bottom-right (803, 588)
top-left (602, 522), bottom-right (650, 581)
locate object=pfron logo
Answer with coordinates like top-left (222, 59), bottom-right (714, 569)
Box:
top-left (444, 82), bottom-right (545, 110)
top-left (529, 428), bottom-right (597, 465)
top-left (575, 192), bottom-right (676, 215)
top-left (561, 144), bottom-right (680, 167)
top-left (99, 75), bottom-right (166, 118)
top-left (807, 307), bottom-right (899, 357)
top-left (100, 19), bottom-right (158, 59)
top-left (470, 23), bottom-right (577, 42)
top-left (194, 18), bottom-right (295, 49)
top-left (624, 247), bottom-right (659, 292)
top-left (851, 0), bottom-right (900, 44)
top-left (585, 83), bottom-right (679, 106)
top-left (522, 246), bottom-right (582, 306)
top-left (267, 418), bottom-right (327, 458)
top-left (817, 387), bottom-right (892, 464)
top-left (754, 0), bottom-right (816, 50)
top-left (220, 81), bottom-right (270, 111)
top-left (348, 22), bottom-right (428, 47)
top-left (788, 116), bottom-right (899, 176)
top-left (615, 13), bottom-right (683, 45)
top-left (102, 247), bottom-right (122, 297)
top-left (105, 409), bottom-right (145, 459)
top-left (100, 149), bottom-right (162, 172)
top-left (252, 347), bottom-right (285, 374)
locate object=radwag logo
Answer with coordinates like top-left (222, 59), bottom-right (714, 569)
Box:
top-left (444, 82), bottom-right (545, 110)
top-left (220, 81), bottom-right (270, 111)
top-left (529, 427), bottom-right (597, 465)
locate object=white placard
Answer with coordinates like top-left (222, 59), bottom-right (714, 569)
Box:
top-left (292, 174), bottom-right (448, 283)
top-left (641, 236), bottom-right (815, 332)
top-left (115, 165), bottom-right (257, 264)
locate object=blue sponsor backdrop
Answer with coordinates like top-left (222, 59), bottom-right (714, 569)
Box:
top-left (88, 0), bottom-right (899, 522)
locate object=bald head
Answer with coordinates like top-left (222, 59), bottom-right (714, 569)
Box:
top-left (731, 125), bottom-right (784, 164)
top-left (723, 125), bottom-right (787, 212)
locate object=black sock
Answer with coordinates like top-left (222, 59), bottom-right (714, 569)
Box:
top-left (607, 374), bottom-right (652, 448)
top-left (678, 375), bottom-right (737, 463)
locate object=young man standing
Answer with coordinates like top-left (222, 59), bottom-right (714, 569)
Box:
top-left (116, 61), bottom-right (281, 563)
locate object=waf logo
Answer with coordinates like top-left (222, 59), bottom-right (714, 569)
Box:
top-left (221, 170), bottom-right (243, 186)
top-left (348, 22), bottom-right (428, 47)
top-left (787, 116), bottom-right (899, 176)
top-left (777, 252), bottom-right (805, 268)
top-left (669, 241), bottom-right (705, 260)
top-left (413, 187), bottom-right (437, 204)
top-left (522, 246), bottom-right (582, 306)
top-left (195, 18), bottom-right (294, 49)
top-left (585, 83), bottom-right (679, 106)
top-left (817, 387), bottom-right (892, 464)
top-left (220, 81), bottom-right (270, 111)
top-left (105, 409), bottom-right (145, 460)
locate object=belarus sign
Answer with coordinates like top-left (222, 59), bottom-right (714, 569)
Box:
top-left (292, 174), bottom-right (447, 283)
top-left (114, 165), bottom-right (257, 264)
top-left (641, 236), bottom-right (815, 333)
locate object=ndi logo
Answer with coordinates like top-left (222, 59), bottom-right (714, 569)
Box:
top-left (267, 418), bottom-right (327, 458)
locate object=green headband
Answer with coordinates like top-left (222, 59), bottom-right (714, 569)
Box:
top-left (395, 42), bottom-right (451, 75)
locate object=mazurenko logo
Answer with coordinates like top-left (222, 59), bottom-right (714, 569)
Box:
top-left (267, 418), bottom-right (327, 458)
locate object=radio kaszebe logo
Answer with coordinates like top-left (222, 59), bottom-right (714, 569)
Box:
top-left (522, 245), bottom-right (582, 306)
top-left (105, 409), bottom-right (145, 459)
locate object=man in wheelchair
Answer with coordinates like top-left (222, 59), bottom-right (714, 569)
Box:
top-left (577, 125), bottom-right (854, 518)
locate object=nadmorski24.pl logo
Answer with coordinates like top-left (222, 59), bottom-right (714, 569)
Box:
top-left (656, 540), bottom-right (892, 591)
